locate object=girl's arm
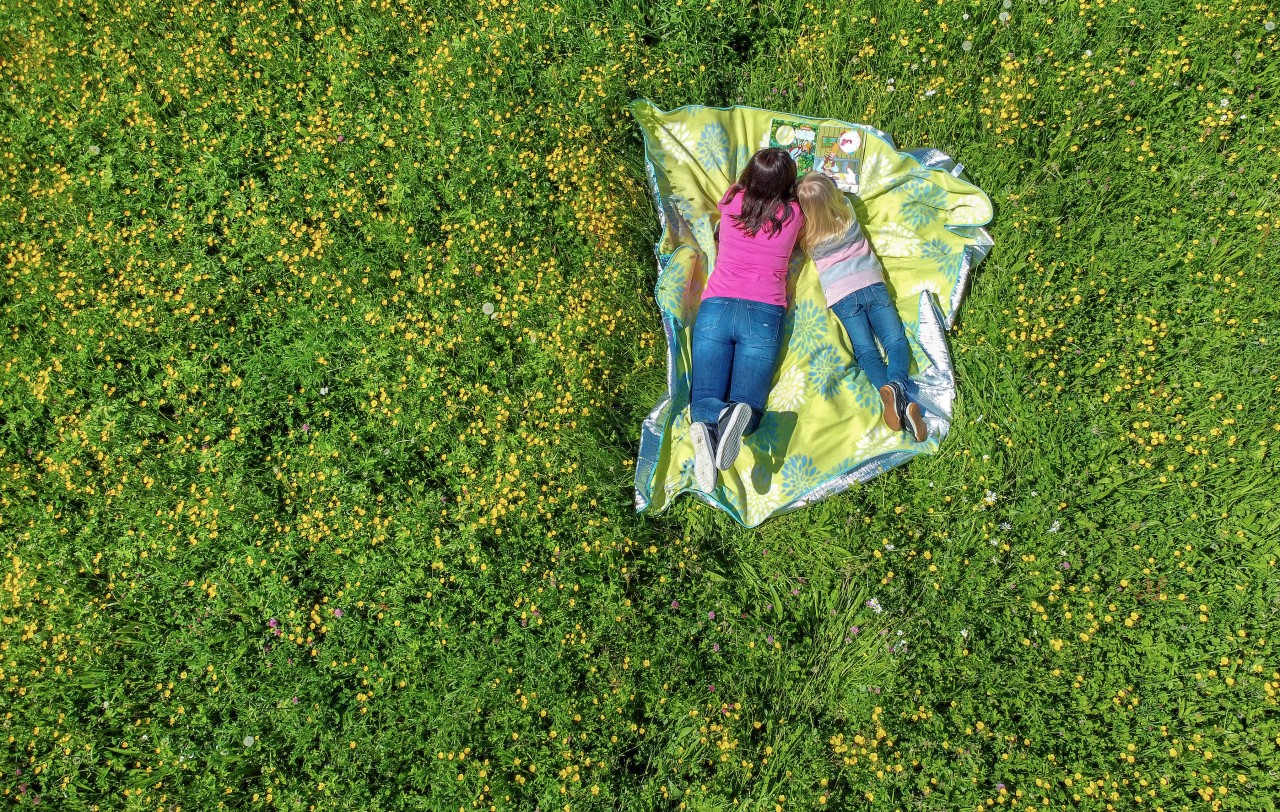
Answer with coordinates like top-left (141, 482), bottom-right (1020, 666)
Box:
top-left (786, 206), bottom-right (807, 281)
top-left (838, 207), bottom-right (886, 272)
top-left (714, 185), bottom-right (741, 243)
top-left (843, 203), bottom-right (874, 252)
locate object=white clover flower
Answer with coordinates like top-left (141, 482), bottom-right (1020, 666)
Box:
top-left (961, 40), bottom-right (973, 51)
top-left (482, 302), bottom-right (495, 315)
top-left (1049, 519), bottom-right (1062, 533)
top-left (244, 736), bottom-right (255, 747)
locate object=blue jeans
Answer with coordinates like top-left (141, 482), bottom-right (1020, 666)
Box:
top-left (830, 282), bottom-right (909, 391)
top-left (690, 297), bottom-right (785, 435)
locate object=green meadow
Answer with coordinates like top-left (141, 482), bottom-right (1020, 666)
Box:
top-left (2, 0), bottom-right (1278, 808)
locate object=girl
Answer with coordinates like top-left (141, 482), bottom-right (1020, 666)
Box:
top-left (688, 148), bottom-right (805, 493)
top-left (795, 172), bottom-right (928, 442)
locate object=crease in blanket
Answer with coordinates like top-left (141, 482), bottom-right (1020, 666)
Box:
top-left (902, 146), bottom-right (995, 327)
top-left (630, 100), bottom-right (993, 526)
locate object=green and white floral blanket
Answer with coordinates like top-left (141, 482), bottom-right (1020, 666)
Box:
top-left (631, 100), bottom-right (993, 527)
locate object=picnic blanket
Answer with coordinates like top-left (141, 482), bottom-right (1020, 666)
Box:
top-left (631, 100), bottom-right (993, 527)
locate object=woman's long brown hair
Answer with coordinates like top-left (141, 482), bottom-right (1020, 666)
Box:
top-left (723, 147), bottom-right (799, 238)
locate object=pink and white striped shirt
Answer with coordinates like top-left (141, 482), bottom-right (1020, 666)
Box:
top-left (808, 208), bottom-right (885, 307)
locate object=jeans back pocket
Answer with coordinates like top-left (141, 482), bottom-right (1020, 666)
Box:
top-left (745, 303), bottom-right (784, 343)
top-left (870, 282), bottom-right (893, 309)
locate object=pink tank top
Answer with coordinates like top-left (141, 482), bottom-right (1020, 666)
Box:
top-left (702, 189), bottom-right (804, 307)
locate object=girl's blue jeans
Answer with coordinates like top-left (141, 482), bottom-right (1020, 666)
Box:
top-left (690, 296), bottom-right (785, 435)
top-left (829, 282), bottom-right (910, 391)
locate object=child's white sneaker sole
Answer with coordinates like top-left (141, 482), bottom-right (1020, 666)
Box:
top-left (689, 422), bottom-right (717, 493)
top-left (715, 403), bottom-right (752, 471)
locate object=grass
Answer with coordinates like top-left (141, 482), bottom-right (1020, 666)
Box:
top-left (1, 0), bottom-right (1278, 809)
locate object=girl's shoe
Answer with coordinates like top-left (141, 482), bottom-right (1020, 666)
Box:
top-left (904, 401), bottom-right (928, 442)
top-left (689, 421), bottom-right (718, 493)
top-left (715, 403), bottom-right (752, 471)
top-left (878, 382), bottom-right (906, 432)
top-left (880, 381), bottom-right (928, 441)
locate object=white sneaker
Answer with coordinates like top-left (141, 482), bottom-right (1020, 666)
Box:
top-left (689, 421), bottom-right (717, 493)
top-left (715, 403), bottom-right (752, 471)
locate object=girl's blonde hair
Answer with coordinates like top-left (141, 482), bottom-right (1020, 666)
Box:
top-left (796, 172), bottom-right (853, 255)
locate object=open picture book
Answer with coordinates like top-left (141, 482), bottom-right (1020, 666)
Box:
top-left (769, 117), bottom-right (867, 193)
